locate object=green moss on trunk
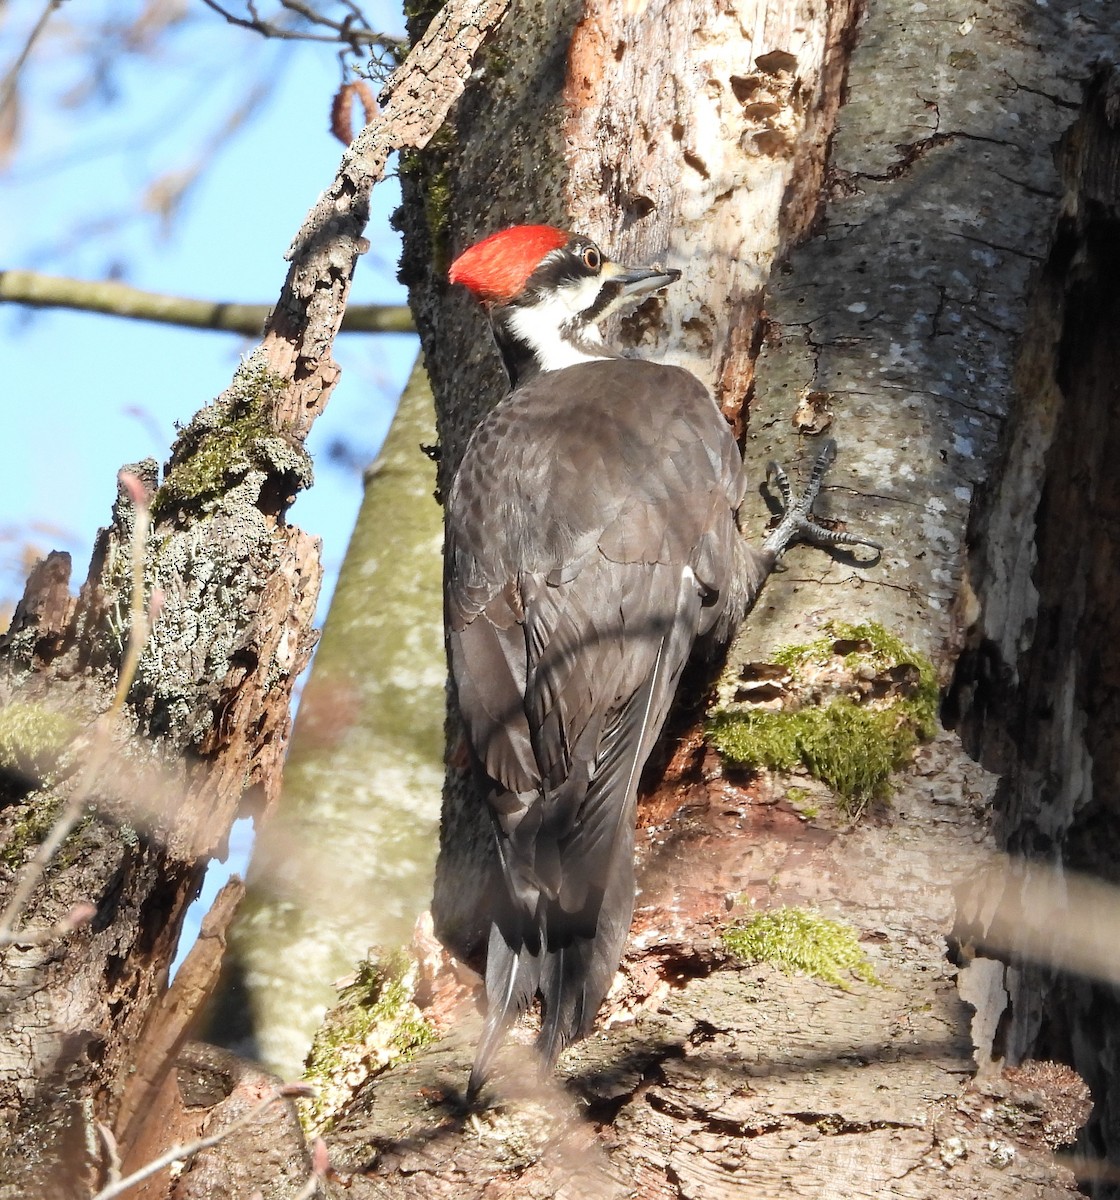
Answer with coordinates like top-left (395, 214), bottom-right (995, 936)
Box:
top-left (302, 949), bottom-right (433, 1135)
top-left (707, 621), bottom-right (938, 813)
top-left (151, 353), bottom-right (312, 522)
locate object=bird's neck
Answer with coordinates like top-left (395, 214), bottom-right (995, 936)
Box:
top-left (490, 302), bottom-right (613, 388)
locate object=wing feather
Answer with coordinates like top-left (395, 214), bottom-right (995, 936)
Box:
top-left (445, 357), bottom-right (749, 1087)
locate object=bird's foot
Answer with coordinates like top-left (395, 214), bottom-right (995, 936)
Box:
top-left (762, 439), bottom-right (882, 559)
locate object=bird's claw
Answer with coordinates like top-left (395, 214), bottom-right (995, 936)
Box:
top-left (762, 439), bottom-right (882, 558)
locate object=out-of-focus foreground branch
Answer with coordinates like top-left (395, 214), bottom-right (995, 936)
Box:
top-left (0, 270), bottom-right (415, 335)
top-left (0, 0), bottom-right (508, 1194)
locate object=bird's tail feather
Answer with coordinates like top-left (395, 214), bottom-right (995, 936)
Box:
top-left (468, 911), bottom-right (542, 1098)
top-left (535, 843), bottom-right (635, 1068)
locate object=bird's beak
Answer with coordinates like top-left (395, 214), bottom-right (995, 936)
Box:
top-left (604, 261), bottom-right (682, 298)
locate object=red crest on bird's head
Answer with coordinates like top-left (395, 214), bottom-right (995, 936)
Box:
top-left (448, 225), bottom-right (569, 304)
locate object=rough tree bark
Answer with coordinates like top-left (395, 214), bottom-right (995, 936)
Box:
top-left (311, 0), bottom-right (1117, 1196)
top-left (0, 1), bottom-right (508, 1193)
top-left (949, 65), bottom-right (1120, 1195)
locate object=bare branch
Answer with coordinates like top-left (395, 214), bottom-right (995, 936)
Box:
top-left (256, 0), bottom-right (511, 440)
top-left (198, 0), bottom-right (403, 55)
top-left (0, 270), bottom-right (415, 334)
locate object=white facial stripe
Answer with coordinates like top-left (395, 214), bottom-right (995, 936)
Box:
top-left (538, 271), bottom-right (604, 316)
top-left (506, 282), bottom-right (606, 373)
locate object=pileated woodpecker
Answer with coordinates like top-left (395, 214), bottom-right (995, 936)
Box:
top-left (445, 225), bottom-right (877, 1097)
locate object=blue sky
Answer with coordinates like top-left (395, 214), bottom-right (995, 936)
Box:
top-left (1, 0), bottom-right (417, 621)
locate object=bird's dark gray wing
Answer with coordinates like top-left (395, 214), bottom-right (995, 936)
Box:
top-left (446, 358), bottom-right (751, 1087)
top-left (446, 358), bottom-right (746, 795)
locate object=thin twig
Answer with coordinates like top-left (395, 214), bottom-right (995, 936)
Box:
top-left (199, 0), bottom-right (347, 45)
top-left (198, 0), bottom-right (399, 51)
top-left (0, 0), bottom-right (64, 115)
top-left (96, 1123), bottom-right (123, 1189)
top-left (291, 1136), bottom-right (330, 1200)
top-left (291, 1174), bottom-right (322, 1200)
top-left (90, 1087), bottom-right (311, 1200)
top-left (278, 0), bottom-right (369, 38)
top-left (0, 474), bottom-right (154, 942)
top-left (0, 902), bottom-right (96, 947)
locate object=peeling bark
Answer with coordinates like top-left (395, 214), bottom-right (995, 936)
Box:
top-left (564, 0), bottom-right (862, 421)
top-left (950, 65), bottom-right (1120, 1189)
top-left (324, 741), bottom-right (1085, 1198)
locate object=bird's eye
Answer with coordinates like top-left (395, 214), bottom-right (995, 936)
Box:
top-left (582, 246), bottom-right (601, 271)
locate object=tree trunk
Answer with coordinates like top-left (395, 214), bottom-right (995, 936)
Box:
top-left (318, 0), bottom-right (1117, 1195)
top-left (0, 359), bottom-right (323, 1200)
top-left (212, 355), bottom-right (445, 1079)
